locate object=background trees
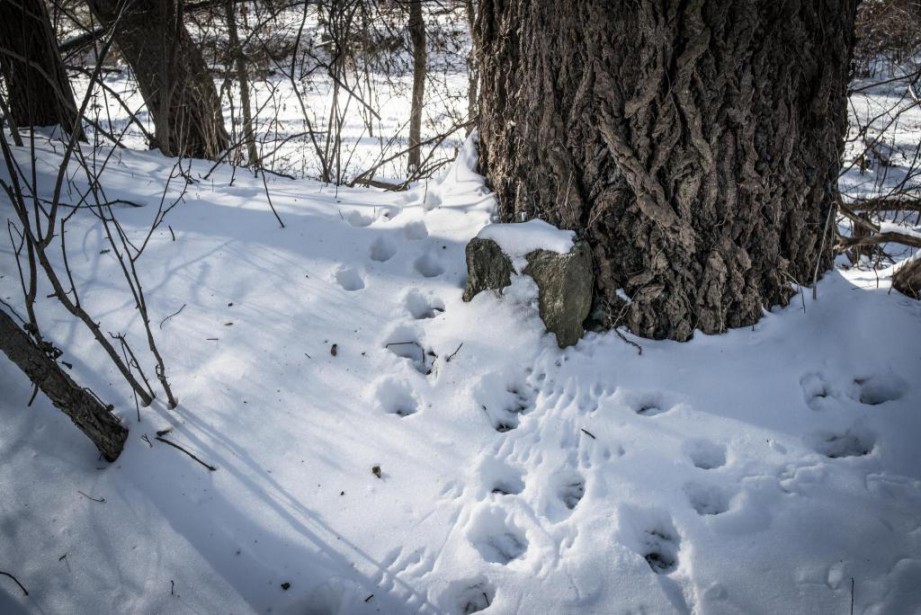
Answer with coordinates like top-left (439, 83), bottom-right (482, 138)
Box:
top-left (0, 0), bottom-right (82, 137)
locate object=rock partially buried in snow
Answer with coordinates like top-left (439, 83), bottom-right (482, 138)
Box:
top-left (463, 220), bottom-right (593, 348)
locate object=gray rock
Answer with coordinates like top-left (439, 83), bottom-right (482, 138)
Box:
top-left (463, 235), bottom-right (593, 348)
top-left (462, 237), bottom-right (515, 301)
top-left (523, 240), bottom-right (593, 348)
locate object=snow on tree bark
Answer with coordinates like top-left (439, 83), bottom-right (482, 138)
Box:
top-left (475, 0), bottom-right (857, 340)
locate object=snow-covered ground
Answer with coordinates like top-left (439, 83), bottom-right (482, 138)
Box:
top-left (1, 131), bottom-right (920, 614)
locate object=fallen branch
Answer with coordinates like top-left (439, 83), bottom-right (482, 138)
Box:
top-left (0, 570), bottom-right (28, 596)
top-left (0, 307), bottom-right (128, 461)
top-left (155, 436), bottom-right (217, 471)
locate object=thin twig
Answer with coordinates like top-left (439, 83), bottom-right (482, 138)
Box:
top-left (155, 436), bottom-right (217, 471)
top-left (445, 343), bottom-right (463, 362)
top-left (77, 490), bottom-right (105, 503)
top-left (0, 571), bottom-right (28, 596)
top-left (159, 304), bottom-right (187, 329)
top-left (580, 428), bottom-right (597, 439)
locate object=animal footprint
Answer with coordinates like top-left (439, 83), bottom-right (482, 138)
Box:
top-left (404, 289), bottom-right (445, 319)
top-left (370, 237), bottom-right (398, 262)
top-left (617, 506), bottom-right (681, 575)
top-left (853, 373), bottom-right (907, 406)
top-left (404, 220), bottom-right (429, 240)
top-left (374, 378), bottom-right (419, 417)
top-left (383, 325), bottom-right (431, 375)
top-left (684, 482), bottom-right (730, 516)
top-left (443, 576), bottom-right (495, 614)
top-left (414, 252), bottom-right (445, 278)
top-left (809, 428), bottom-right (875, 458)
top-left (801, 372), bottom-right (833, 410)
top-left (478, 458), bottom-right (525, 496)
top-left (641, 527), bottom-right (680, 574)
top-left (468, 507), bottom-right (528, 565)
top-left (558, 474), bottom-right (585, 511)
top-left (334, 266), bottom-right (365, 291)
top-left (614, 389), bottom-right (674, 417)
top-left (345, 210), bottom-right (373, 227)
top-left (683, 439), bottom-right (727, 470)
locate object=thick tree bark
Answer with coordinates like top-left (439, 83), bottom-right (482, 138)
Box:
top-left (0, 308), bottom-right (128, 462)
top-left (407, 0), bottom-right (426, 173)
top-left (476, 1), bottom-right (857, 340)
top-left (0, 0), bottom-right (82, 137)
top-left (86, 0), bottom-right (228, 159)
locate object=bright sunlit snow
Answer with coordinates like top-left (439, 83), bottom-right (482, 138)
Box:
top-left (1, 133), bottom-right (919, 615)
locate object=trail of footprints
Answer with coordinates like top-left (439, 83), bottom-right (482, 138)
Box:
top-left (800, 369), bottom-right (905, 459)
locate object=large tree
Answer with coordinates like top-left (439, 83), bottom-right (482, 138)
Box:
top-left (0, 0), bottom-right (83, 137)
top-left (86, 0), bottom-right (228, 159)
top-left (475, 1), bottom-right (858, 341)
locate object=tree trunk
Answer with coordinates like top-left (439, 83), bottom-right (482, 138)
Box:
top-left (475, 1), bottom-right (857, 341)
top-left (224, 0), bottom-right (258, 166)
top-left (407, 0), bottom-right (426, 174)
top-left (86, 0), bottom-right (228, 159)
top-left (0, 0), bottom-right (83, 137)
top-left (0, 307), bottom-right (128, 462)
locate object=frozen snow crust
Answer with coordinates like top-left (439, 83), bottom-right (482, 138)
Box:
top-left (1, 135), bottom-right (920, 614)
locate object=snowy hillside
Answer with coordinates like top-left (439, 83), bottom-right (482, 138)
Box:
top-left (1, 134), bottom-right (920, 615)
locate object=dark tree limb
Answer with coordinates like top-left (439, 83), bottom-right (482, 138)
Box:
top-left (0, 306), bottom-right (127, 462)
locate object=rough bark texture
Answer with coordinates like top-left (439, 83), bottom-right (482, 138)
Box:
top-left (87, 0), bottom-right (228, 159)
top-left (893, 258), bottom-right (921, 299)
top-left (475, 1), bottom-right (857, 340)
top-left (0, 308), bottom-right (128, 462)
top-left (0, 0), bottom-right (82, 135)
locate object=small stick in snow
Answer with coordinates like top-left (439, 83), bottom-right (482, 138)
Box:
top-left (155, 436), bottom-right (217, 472)
top-left (445, 343), bottom-right (463, 362)
top-left (580, 428), bottom-right (597, 440)
top-left (77, 490), bottom-right (106, 503)
top-left (159, 303), bottom-right (186, 329)
top-left (141, 434), bottom-right (153, 447)
top-left (364, 594), bottom-right (374, 603)
top-left (850, 578), bottom-right (855, 615)
top-left (615, 328), bottom-right (643, 356)
top-left (0, 571), bottom-right (28, 596)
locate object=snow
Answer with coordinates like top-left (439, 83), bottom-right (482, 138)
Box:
top-left (477, 220), bottom-right (575, 271)
top-left (2, 132), bottom-right (921, 615)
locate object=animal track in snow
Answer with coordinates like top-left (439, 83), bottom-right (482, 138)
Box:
top-left (404, 220), bottom-right (429, 240)
top-left (683, 439), bottom-right (727, 470)
top-left (383, 326), bottom-right (430, 375)
top-left (369, 237), bottom-right (397, 262)
top-left (854, 373), bottom-right (907, 406)
top-left (467, 507), bottom-right (528, 564)
top-left (334, 266), bottom-right (365, 291)
top-left (558, 474), bottom-right (585, 511)
top-left (444, 576), bottom-right (495, 614)
top-left (684, 482), bottom-right (731, 516)
top-left (344, 209), bottom-right (373, 227)
top-left (801, 372), bottom-right (833, 410)
top-left (641, 526), bottom-right (680, 574)
top-left (475, 378), bottom-right (537, 433)
top-left (414, 252), bottom-right (445, 278)
top-left (478, 458), bottom-right (525, 496)
top-left (614, 389), bottom-right (674, 417)
top-left (404, 291), bottom-right (445, 320)
top-left (617, 507), bottom-right (681, 575)
top-left (810, 428), bottom-right (876, 458)
top-left (374, 378), bottom-right (419, 417)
